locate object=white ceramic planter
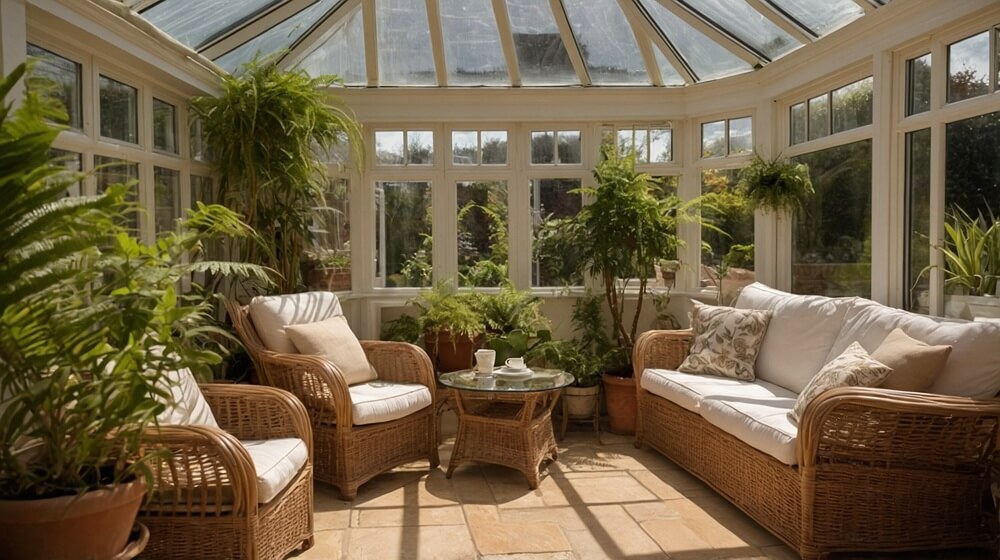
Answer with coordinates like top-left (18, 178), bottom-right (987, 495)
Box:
top-left (564, 385), bottom-right (599, 419)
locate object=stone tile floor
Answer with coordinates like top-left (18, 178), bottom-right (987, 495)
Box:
top-left (291, 412), bottom-right (993, 560)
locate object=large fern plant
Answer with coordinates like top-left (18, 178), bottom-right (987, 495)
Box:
top-left (737, 153), bottom-right (814, 213)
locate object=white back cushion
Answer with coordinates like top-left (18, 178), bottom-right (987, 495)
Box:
top-left (285, 316), bottom-right (378, 385)
top-left (156, 368), bottom-right (220, 428)
top-left (735, 283), bottom-right (855, 393)
top-left (828, 298), bottom-right (1000, 399)
top-left (249, 292), bottom-right (344, 353)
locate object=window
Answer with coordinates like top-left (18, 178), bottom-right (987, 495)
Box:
top-left (947, 31), bottom-right (990, 103)
top-left (904, 128), bottom-right (931, 313)
top-left (791, 140), bottom-right (873, 298)
top-left (309, 177), bottom-right (351, 288)
top-left (153, 167), bottom-right (180, 236)
top-left (452, 130), bottom-right (508, 165)
top-left (153, 99), bottom-right (178, 154)
top-left (701, 117), bottom-right (752, 158)
top-left (26, 44), bottom-right (82, 130)
top-left (375, 130), bottom-right (434, 165)
top-left (701, 169), bottom-right (754, 303)
top-left (790, 77), bottom-right (872, 145)
top-left (99, 75), bottom-right (138, 144)
top-left (530, 130), bottom-right (581, 164)
top-left (606, 125), bottom-right (673, 163)
top-left (531, 178), bottom-right (583, 286)
top-left (906, 54), bottom-right (932, 116)
top-left (49, 149), bottom-right (82, 198)
top-left (190, 117), bottom-right (209, 162)
top-left (95, 156), bottom-right (140, 234)
top-left (945, 111), bottom-right (1000, 234)
top-left (457, 181), bottom-right (508, 287)
top-left (376, 181), bottom-right (432, 287)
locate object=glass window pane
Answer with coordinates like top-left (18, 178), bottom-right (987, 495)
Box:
top-left (945, 110), bottom-right (1000, 244)
top-left (192, 175), bottom-right (215, 205)
top-left (439, 0), bottom-right (509, 86)
top-left (26, 44), bottom-right (82, 130)
top-left (532, 178), bottom-right (583, 286)
top-left (701, 168), bottom-right (755, 304)
top-left (453, 131), bottom-right (478, 164)
top-left (831, 77), bottom-right (873, 134)
top-left (407, 130), bottom-right (434, 164)
top-left (701, 120), bottom-right (725, 158)
top-left (153, 98), bottom-right (177, 154)
top-left (142, 0), bottom-right (280, 49)
top-left (617, 129), bottom-right (634, 156)
top-left (376, 131), bottom-right (405, 164)
top-left (299, 5), bottom-right (366, 86)
top-left (905, 129), bottom-right (931, 313)
top-left (190, 117), bottom-right (209, 162)
top-left (652, 46), bottom-right (685, 87)
top-left (215, 0), bottom-right (338, 73)
top-left (792, 140), bottom-right (873, 298)
top-left (531, 131), bottom-right (555, 164)
top-left (99, 76), bottom-right (138, 144)
top-left (728, 117), bottom-right (753, 155)
top-left (638, 0), bottom-right (751, 81)
top-left (790, 102), bottom-right (806, 145)
top-left (306, 177), bottom-right (351, 291)
top-left (947, 31), bottom-right (990, 103)
top-left (807, 94), bottom-right (829, 141)
top-left (633, 128), bottom-right (649, 162)
top-left (154, 167), bottom-right (180, 236)
top-left (376, 0), bottom-right (437, 86)
top-left (95, 156), bottom-right (140, 235)
top-left (482, 131), bottom-right (508, 164)
top-left (50, 148), bottom-right (82, 198)
top-left (376, 181), bottom-right (433, 287)
top-left (906, 54), bottom-right (931, 116)
top-left (504, 0), bottom-right (578, 85)
top-left (458, 181), bottom-right (509, 287)
top-left (681, 0), bottom-right (800, 61)
top-left (557, 130), bottom-right (581, 164)
top-left (766, 0), bottom-right (863, 35)
top-left (561, 0), bottom-right (649, 85)
top-left (650, 128), bottom-right (672, 162)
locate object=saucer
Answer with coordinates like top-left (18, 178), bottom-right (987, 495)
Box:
top-left (496, 367), bottom-right (533, 380)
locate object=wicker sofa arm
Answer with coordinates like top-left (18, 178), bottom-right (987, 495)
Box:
top-left (200, 384), bottom-right (312, 451)
top-left (256, 351), bottom-right (354, 427)
top-left (361, 340), bottom-right (436, 394)
top-left (633, 329), bottom-right (693, 381)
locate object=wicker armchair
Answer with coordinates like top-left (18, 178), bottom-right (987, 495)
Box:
top-left (139, 383), bottom-right (314, 560)
top-left (226, 297), bottom-right (440, 500)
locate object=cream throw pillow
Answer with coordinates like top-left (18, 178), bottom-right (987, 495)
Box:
top-left (789, 341), bottom-right (891, 425)
top-left (871, 328), bottom-right (951, 392)
top-left (285, 316), bottom-right (377, 385)
top-left (678, 300), bottom-right (772, 381)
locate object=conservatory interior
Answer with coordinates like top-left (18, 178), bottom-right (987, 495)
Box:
top-left (2, 0), bottom-right (1000, 558)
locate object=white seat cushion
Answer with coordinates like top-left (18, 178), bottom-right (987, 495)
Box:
top-left (735, 282), bottom-right (855, 393)
top-left (156, 368), bottom-right (220, 429)
top-left (249, 292), bottom-right (344, 353)
top-left (349, 382), bottom-right (432, 426)
top-left (641, 368), bottom-right (763, 413)
top-left (242, 438), bottom-right (308, 504)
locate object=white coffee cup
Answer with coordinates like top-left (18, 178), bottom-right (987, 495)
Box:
top-left (505, 357), bottom-right (526, 370)
top-left (474, 349), bottom-right (496, 374)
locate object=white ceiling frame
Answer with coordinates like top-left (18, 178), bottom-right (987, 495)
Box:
top-left (743, 0), bottom-right (816, 43)
top-left (627, 0), bottom-right (694, 85)
top-left (425, 0), bottom-right (447, 87)
top-left (129, 0), bottom-right (162, 11)
top-left (280, 0), bottom-right (361, 70)
top-left (200, 0), bottom-right (321, 60)
top-left (851, 0), bottom-right (875, 14)
top-left (616, 0), bottom-right (662, 86)
top-left (547, 0), bottom-right (591, 86)
top-left (362, 0), bottom-right (377, 86)
top-left (654, 0), bottom-right (763, 67)
top-left (490, 0), bottom-right (521, 87)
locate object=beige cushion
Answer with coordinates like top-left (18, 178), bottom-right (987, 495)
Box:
top-left (678, 300), bottom-right (771, 380)
top-left (828, 298), bottom-right (1000, 399)
top-left (349, 382), bottom-right (432, 425)
top-left (872, 328), bottom-right (952, 392)
top-left (249, 292), bottom-right (344, 353)
top-left (735, 282), bottom-right (855, 393)
top-left (789, 342), bottom-right (892, 425)
top-left (156, 368), bottom-right (220, 429)
top-left (242, 438), bottom-right (309, 504)
top-left (285, 316), bottom-right (377, 386)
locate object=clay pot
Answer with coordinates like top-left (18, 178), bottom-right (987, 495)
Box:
top-left (0, 479), bottom-right (146, 560)
top-left (425, 331), bottom-right (481, 372)
top-left (602, 373), bottom-right (637, 435)
top-left (304, 267), bottom-right (351, 292)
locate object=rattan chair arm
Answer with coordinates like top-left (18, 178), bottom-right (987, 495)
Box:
top-left (361, 340), bottom-right (436, 396)
top-left (142, 424), bottom-right (258, 515)
top-left (797, 386), bottom-right (1000, 468)
top-left (256, 351), bottom-right (354, 427)
top-left (633, 329), bottom-right (693, 385)
top-left (200, 384), bottom-right (313, 454)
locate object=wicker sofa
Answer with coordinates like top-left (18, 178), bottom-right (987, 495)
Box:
top-left (635, 282), bottom-right (1000, 559)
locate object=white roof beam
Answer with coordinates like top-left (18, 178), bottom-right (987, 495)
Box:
top-left (362, 0), bottom-right (378, 86)
top-left (627, 0), bottom-right (694, 85)
top-left (851, 0), bottom-right (875, 14)
top-left (129, 0), bottom-right (162, 11)
top-left (616, 0), bottom-right (661, 86)
top-left (548, 0), bottom-right (590, 86)
top-left (655, 0), bottom-right (763, 67)
top-left (201, 0), bottom-right (323, 60)
top-left (744, 0), bottom-right (815, 43)
top-left (280, 0), bottom-right (360, 69)
top-left (425, 0), bottom-right (447, 87)
top-left (491, 0), bottom-right (521, 87)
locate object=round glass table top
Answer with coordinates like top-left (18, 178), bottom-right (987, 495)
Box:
top-left (438, 368), bottom-right (574, 393)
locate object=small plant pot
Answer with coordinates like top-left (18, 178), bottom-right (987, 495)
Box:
top-left (305, 266), bottom-right (351, 292)
top-left (425, 331), bottom-right (482, 372)
top-left (602, 373), bottom-right (637, 435)
top-left (564, 385), bottom-right (600, 418)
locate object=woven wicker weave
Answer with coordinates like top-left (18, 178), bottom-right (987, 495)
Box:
top-left (634, 329), bottom-right (1000, 560)
top-left (138, 384), bottom-right (314, 560)
top-left (227, 300), bottom-right (440, 500)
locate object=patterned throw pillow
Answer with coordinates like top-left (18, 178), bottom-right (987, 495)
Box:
top-left (678, 300), bottom-right (772, 380)
top-left (788, 341), bottom-right (892, 425)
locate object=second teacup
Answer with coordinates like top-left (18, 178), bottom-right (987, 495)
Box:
top-left (505, 357), bottom-right (526, 370)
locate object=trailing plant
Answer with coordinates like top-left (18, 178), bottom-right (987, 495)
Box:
top-left (737, 153), bottom-right (813, 214)
top-left (191, 54), bottom-right (362, 293)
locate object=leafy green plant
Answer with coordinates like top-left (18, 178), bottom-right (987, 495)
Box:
top-left (487, 328), bottom-right (558, 367)
top-left (548, 295), bottom-right (618, 387)
top-left (933, 206), bottom-right (1000, 296)
top-left (737, 153), bottom-right (814, 213)
top-left (475, 281), bottom-right (549, 336)
top-left (404, 281), bottom-right (486, 341)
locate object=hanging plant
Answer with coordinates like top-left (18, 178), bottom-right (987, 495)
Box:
top-left (737, 153), bottom-right (814, 213)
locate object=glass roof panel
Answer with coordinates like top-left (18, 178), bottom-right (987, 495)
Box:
top-left (439, 0), bottom-right (509, 86)
top-left (766, 0), bottom-right (864, 35)
top-left (504, 0), bottom-right (578, 86)
top-left (142, 0), bottom-right (280, 49)
top-left (214, 0), bottom-right (340, 73)
top-left (561, 0), bottom-right (649, 85)
top-left (376, 0), bottom-right (437, 86)
top-left (298, 4), bottom-right (366, 85)
top-left (652, 44), bottom-right (684, 86)
top-left (681, 0), bottom-right (800, 60)
top-left (639, 0), bottom-right (751, 81)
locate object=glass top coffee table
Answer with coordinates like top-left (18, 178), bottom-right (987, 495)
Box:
top-left (438, 368), bottom-right (574, 489)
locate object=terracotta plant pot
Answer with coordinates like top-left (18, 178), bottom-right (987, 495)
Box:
top-left (305, 267), bottom-right (351, 292)
top-left (564, 385), bottom-right (600, 418)
top-left (425, 331), bottom-right (481, 372)
top-left (0, 478), bottom-right (146, 560)
top-left (602, 373), bottom-right (637, 435)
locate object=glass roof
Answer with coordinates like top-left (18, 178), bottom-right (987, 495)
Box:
top-left (131, 0), bottom-right (888, 87)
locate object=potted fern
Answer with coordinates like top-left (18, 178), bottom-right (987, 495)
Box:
top-left (737, 153), bottom-right (813, 214)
